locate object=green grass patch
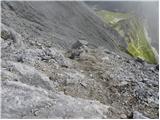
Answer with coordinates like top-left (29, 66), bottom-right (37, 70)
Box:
top-left (97, 10), bottom-right (130, 26)
top-left (96, 10), bottom-right (157, 64)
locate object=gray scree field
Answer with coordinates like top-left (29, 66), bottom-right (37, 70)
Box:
top-left (1, 1), bottom-right (159, 119)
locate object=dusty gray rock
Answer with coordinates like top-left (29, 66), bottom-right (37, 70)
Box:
top-left (155, 64), bottom-right (159, 70)
top-left (2, 61), bottom-right (55, 91)
top-left (120, 114), bottom-right (127, 119)
top-left (1, 29), bottom-right (10, 40)
top-left (72, 40), bottom-right (88, 49)
top-left (133, 111), bottom-right (149, 119)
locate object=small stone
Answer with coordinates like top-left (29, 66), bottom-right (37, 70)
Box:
top-left (61, 64), bottom-right (68, 68)
top-left (68, 49), bottom-right (83, 59)
top-left (126, 60), bottom-right (130, 63)
top-left (80, 81), bottom-right (87, 88)
top-left (102, 56), bottom-right (109, 61)
top-left (17, 56), bottom-right (24, 63)
top-left (89, 74), bottom-right (93, 77)
top-left (1, 30), bottom-right (11, 40)
top-left (118, 81), bottom-right (128, 86)
top-left (133, 111), bottom-right (149, 119)
top-left (104, 49), bottom-right (112, 54)
top-left (135, 57), bottom-right (145, 64)
top-left (72, 40), bottom-right (88, 49)
top-left (49, 76), bottom-right (53, 80)
top-left (155, 64), bottom-right (159, 70)
top-left (120, 114), bottom-right (127, 119)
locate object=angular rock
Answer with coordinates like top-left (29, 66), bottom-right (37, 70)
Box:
top-left (155, 64), bottom-right (159, 70)
top-left (120, 114), bottom-right (127, 119)
top-left (135, 57), bottom-right (145, 64)
top-left (133, 111), bottom-right (149, 119)
top-left (1, 29), bottom-right (11, 40)
top-left (68, 49), bottom-right (83, 59)
top-left (71, 40), bottom-right (88, 49)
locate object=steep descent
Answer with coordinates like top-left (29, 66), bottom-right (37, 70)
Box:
top-left (2, 1), bottom-right (124, 52)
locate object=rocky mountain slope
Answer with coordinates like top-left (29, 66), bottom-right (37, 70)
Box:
top-left (1, 1), bottom-right (159, 119)
top-left (86, 1), bottom-right (159, 53)
top-left (1, 1), bottom-right (124, 51)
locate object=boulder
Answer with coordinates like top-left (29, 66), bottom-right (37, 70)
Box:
top-left (71, 40), bottom-right (88, 49)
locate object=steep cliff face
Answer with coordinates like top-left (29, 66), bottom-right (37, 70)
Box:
top-left (1, 1), bottom-right (159, 119)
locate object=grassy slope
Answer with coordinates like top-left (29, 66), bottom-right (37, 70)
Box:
top-left (97, 10), bottom-right (157, 64)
